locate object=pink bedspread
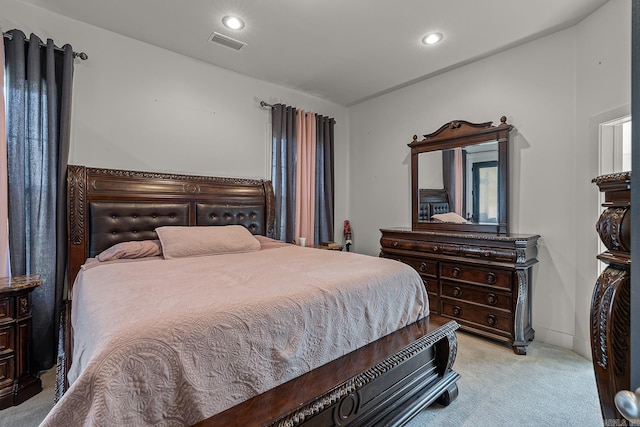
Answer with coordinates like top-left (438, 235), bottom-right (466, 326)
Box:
top-left (41, 243), bottom-right (427, 426)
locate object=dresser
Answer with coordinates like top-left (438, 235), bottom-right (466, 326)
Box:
top-left (0, 274), bottom-right (42, 409)
top-left (380, 228), bottom-right (539, 354)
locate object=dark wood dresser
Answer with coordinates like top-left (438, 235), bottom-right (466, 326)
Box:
top-left (380, 228), bottom-right (539, 354)
top-left (0, 274), bottom-right (42, 409)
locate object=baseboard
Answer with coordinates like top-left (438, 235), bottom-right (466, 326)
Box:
top-left (572, 336), bottom-right (592, 361)
top-left (532, 325), bottom-right (574, 351)
top-left (532, 326), bottom-right (593, 361)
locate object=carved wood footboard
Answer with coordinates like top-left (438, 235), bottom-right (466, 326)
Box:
top-left (195, 315), bottom-right (459, 427)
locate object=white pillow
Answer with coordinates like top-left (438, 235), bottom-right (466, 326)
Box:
top-left (431, 212), bottom-right (469, 223)
top-left (155, 225), bottom-right (261, 259)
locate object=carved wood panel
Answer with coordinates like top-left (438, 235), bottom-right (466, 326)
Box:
top-left (590, 172), bottom-right (631, 424)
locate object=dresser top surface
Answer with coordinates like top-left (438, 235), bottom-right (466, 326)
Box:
top-left (0, 274), bottom-right (42, 293)
top-left (380, 227), bottom-right (540, 243)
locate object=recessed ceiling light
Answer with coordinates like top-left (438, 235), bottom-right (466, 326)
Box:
top-left (222, 15), bottom-right (245, 30)
top-left (422, 32), bottom-right (443, 45)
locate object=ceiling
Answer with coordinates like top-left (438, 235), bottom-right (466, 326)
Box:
top-left (22, 0), bottom-right (609, 106)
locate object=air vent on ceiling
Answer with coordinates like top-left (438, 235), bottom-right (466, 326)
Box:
top-left (209, 32), bottom-right (247, 51)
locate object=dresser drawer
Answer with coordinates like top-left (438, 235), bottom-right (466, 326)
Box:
top-left (396, 257), bottom-right (438, 277)
top-left (441, 300), bottom-right (512, 334)
top-left (422, 277), bottom-right (438, 294)
top-left (441, 281), bottom-right (512, 311)
top-left (440, 262), bottom-right (512, 289)
top-left (428, 295), bottom-right (439, 313)
top-left (0, 325), bottom-right (13, 355)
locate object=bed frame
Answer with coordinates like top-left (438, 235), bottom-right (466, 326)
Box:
top-left (63, 165), bottom-right (460, 426)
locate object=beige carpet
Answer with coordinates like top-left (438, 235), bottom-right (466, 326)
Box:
top-left (0, 367), bottom-right (56, 427)
top-left (1, 331), bottom-right (602, 427)
top-left (407, 331), bottom-right (602, 426)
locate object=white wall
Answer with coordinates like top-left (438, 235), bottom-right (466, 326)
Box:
top-left (348, 0), bottom-right (630, 356)
top-left (573, 0), bottom-right (631, 358)
top-left (0, 0), bottom-right (349, 242)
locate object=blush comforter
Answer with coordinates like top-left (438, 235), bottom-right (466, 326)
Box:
top-left (41, 241), bottom-right (427, 427)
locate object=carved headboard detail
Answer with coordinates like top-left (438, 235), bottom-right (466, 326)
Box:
top-left (66, 165), bottom-right (275, 291)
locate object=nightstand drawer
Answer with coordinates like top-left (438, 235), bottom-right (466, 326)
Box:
top-left (441, 281), bottom-right (512, 311)
top-left (0, 298), bottom-right (11, 324)
top-left (441, 300), bottom-right (512, 334)
top-left (440, 262), bottom-right (512, 289)
top-left (0, 355), bottom-right (15, 387)
top-left (0, 325), bottom-right (13, 355)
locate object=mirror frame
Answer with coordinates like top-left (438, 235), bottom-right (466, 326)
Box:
top-left (409, 116), bottom-right (512, 234)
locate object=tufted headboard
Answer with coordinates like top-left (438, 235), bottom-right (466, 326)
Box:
top-left (67, 165), bottom-right (275, 291)
top-left (418, 188), bottom-right (450, 221)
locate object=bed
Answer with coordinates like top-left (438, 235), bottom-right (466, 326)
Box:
top-left (418, 189), bottom-right (450, 221)
top-left (45, 165), bottom-right (460, 427)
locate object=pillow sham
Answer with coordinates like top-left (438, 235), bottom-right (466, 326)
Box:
top-left (431, 212), bottom-right (469, 224)
top-left (155, 225), bottom-right (261, 259)
top-left (96, 240), bottom-right (162, 262)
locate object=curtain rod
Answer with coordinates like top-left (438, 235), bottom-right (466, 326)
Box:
top-left (3, 31), bottom-right (88, 60)
top-left (260, 100), bottom-right (335, 121)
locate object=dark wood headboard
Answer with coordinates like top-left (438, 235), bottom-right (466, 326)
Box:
top-left (66, 165), bottom-right (275, 292)
top-left (418, 188), bottom-right (450, 221)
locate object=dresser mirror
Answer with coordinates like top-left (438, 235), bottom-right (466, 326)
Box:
top-left (409, 117), bottom-right (512, 234)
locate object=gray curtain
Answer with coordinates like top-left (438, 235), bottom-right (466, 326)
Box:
top-left (271, 104), bottom-right (297, 242)
top-left (4, 30), bottom-right (74, 371)
top-left (442, 149), bottom-right (456, 209)
top-left (314, 115), bottom-right (335, 244)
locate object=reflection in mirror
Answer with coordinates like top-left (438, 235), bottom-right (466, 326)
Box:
top-left (417, 141), bottom-right (499, 223)
top-left (410, 117), bottom-right (511, 234)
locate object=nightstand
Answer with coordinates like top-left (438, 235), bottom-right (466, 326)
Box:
top-left (0, 274), bottom-right (42, 409)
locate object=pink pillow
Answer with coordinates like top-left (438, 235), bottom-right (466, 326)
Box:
top-left (155, 225), bottom-right (261, 259)
top-left (96, 240), bottom-right (162, 261)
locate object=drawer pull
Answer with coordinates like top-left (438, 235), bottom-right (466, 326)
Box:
top-left (485, 272), bottom-right (497, 284)
top-left (432, 245), bottom-right (439, 252)
top-left (452, 306), bottom-right (462, 316)
top-left (452, 287), bottom-right (462, 297)
top-left (451, 267), bottom-right (462, 278)
top-left (393, 241), bottom-right (399, 247)
top-left (419, 262), bottom-right (428, 272)
top-left (486, 315), bottom-right (498, 326)
top-left (485, 293), bottom-right (497, 305)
